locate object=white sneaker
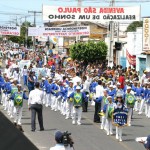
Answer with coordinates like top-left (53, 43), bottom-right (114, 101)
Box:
top-left (128, 124), bottom-right (131, 127)
top-left (119, 138), bottom-right (122, 142)
top-left (110, 132), bottom-right (113, 135)
top-left (138, 112), bottom-right (142, 115)
top-left (10, 115), bottom-right (13, 118)
top-left (77, 122), bottom-right (81, 125)
top-left (72, 121), bottom-right (75, 125)
top-left (45, 104), bottom-right (48, 107)
top-left (100, 126), bottom-right (104, 130)
top-left (65, 117), bottom-right (69, 120)
top-left (116, 135), bottom-right (119, 139)
top-left (107, 132), bottom-right (109, 136)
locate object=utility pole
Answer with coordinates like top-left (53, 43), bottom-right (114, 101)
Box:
top-left (108, 0), bottom-right (115, 67)
top-left (28, 11), bottom-right (42, 50)
top-left (76, 0), bottom-right (82, 42)
top-left (25, 16), bottom-right (28, 48)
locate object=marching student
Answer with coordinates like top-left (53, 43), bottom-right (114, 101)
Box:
top-left (145, 84), bottom-right (150, 118)
top-left (134, 82), bottom-right (144, 112)
top-left (104, 96), bottom-right (114, 136)
top-left (65, 81), bottom-right (74, 119)
top-left (45, 78), bottom-right (52, 107)
top-left (125, 86), bottom-right (136, 126)
top-left (70, 86), bottom-right (86, 125)
top-left (9, 79), bottom-right (18, 118)
top-left (11, 84), bottom-right (28, 132)
top-left (114, 94), bottom-right (126, 142)
top-left (100, 89), bottom-right (108, 130)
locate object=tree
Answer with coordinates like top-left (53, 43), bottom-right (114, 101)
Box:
top-left (8, 21), bottom-right (33, 47)
top-left (70, 41), bottom-right (108, 63)
top-left (126, 21), bottom-right (143, 32)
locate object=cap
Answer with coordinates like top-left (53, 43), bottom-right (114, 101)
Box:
top-left (116, 93), bottom-right (123, 98)
top-left (113, 85), bottom-right (116, 89)
top-left (117, 82), bottom-right (121, 85)
top-left (69, 80), bottom-right (73, 83)
top-left (10, 80), bottom-right (13, 83)
top-left (76, 86), bottom-right (81, 90)
top-left (109, 85), bottom-right (113, 88)
top-left (125, 79), bottom-right (129, 82)
top-left (17, 84), bottom-right (22, 87)
top-left (107, 96), bottom-right (112, 99)
top-left (42, 77), bottom-right (46, 80)
top-left (55, 131), bottom-right (63, 143)
top-left (127, 86), bottom-right (131, 90)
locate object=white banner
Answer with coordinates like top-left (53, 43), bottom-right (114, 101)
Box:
top-left (42, 5), bottom-right (140, 22)
top-left (28, 26), bottom-right (90, 37)
top-left (0, 25), bottom-right (20, 36)
top-left (143, 18), bottom-right (150, 51)
top-left (28, 27), bottom-right (41, 36)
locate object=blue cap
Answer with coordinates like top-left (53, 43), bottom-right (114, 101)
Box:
top-left (55, 131), bottom-right (63, 143)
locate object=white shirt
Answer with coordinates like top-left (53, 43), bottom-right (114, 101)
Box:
top-left (28, 88), bottom-right (44, 105)
top-left (72, 76), bottom-right (82, 86)
top-left (82, 80), bottom-right (91, 92)
top-left (95, 85), bottom-right (104, 98)
top-left (50, 144), bottom-right (73, 150)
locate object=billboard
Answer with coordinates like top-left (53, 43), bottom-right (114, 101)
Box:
top-left (143, 18), bottom-right (150, 51)
top-left (0, 25), bottom-right (20, 36)
top-left (43, 5), bottom-right (140, 22)
top-left (28, 26), bottom-right (90, 37)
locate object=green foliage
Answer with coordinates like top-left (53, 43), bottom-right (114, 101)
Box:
top-left (8, 21), bottom-right (33, 46)
top-left (70, 41), bottom-right (107, 62)
top-left (126, 21), bottom-right (143, 32)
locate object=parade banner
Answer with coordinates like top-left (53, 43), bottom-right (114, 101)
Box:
top-left (113, 111), bottom-right (128, 127)
top-left (41, 26), bottom-right (90, 37)
top-left (0, 25), bottom-right (20, 36)
top-left (143, 18), bottom-right (150, 51)
top-left (28, 26), bottom-right (90, 37)
top-left (28, 27), bottom-right (41, 36)
top-left (19, 60), bottom-right (31, 69)
top-left (126, 50), bottom-right (136, 66)
top-left (43, 5), bottom-right (140, 22)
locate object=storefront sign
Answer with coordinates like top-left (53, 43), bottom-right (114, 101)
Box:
top-left (43, 5), bottom-right (140, 22)
top-left (143, 18), bottom-right (150, 51)
top-left (0, 25), bottom-right (20, 36)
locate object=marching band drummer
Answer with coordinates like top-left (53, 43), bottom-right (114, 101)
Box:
top-left (114, 93), bottom-right (127, 142)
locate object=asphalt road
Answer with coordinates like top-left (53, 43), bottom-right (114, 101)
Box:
top-left (0, 100), bottom-right (149, 150)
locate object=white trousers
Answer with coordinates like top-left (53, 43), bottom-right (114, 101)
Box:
top-left (46, 93), bottom-right (51, 107)
top-left (134, 97), bottom-right (141, 111)
top-left (106, 118), bottom-right (113, 134)
top-left (9, 100), bottom-right (14, 117)
top-left (61, 101), bottom-right (66, 115)
top-left (14, 106), bottom-right (23, 125)
top-left (145, 104), bottom-right (150, 118)
top-left (116, 126), bottom-right (123, 140)
top-left (66, 101), bottom-right (73, 118)
top-left (127, 108), bottom-right (132, 126)
top-left (139, 99), bottom-right (145, 114)
top-left (101, 116), bottom-right (106, 129)
top-left (51, 95), bottom-right (56, 109)
top-left (72, 106), bottom-right (82, 124)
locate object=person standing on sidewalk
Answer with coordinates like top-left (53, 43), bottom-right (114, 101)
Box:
top-left (28, 82), bottom-right (44, 132)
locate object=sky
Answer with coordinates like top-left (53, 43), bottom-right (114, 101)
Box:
top-left (0, 0), bottom-right (150, 26)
